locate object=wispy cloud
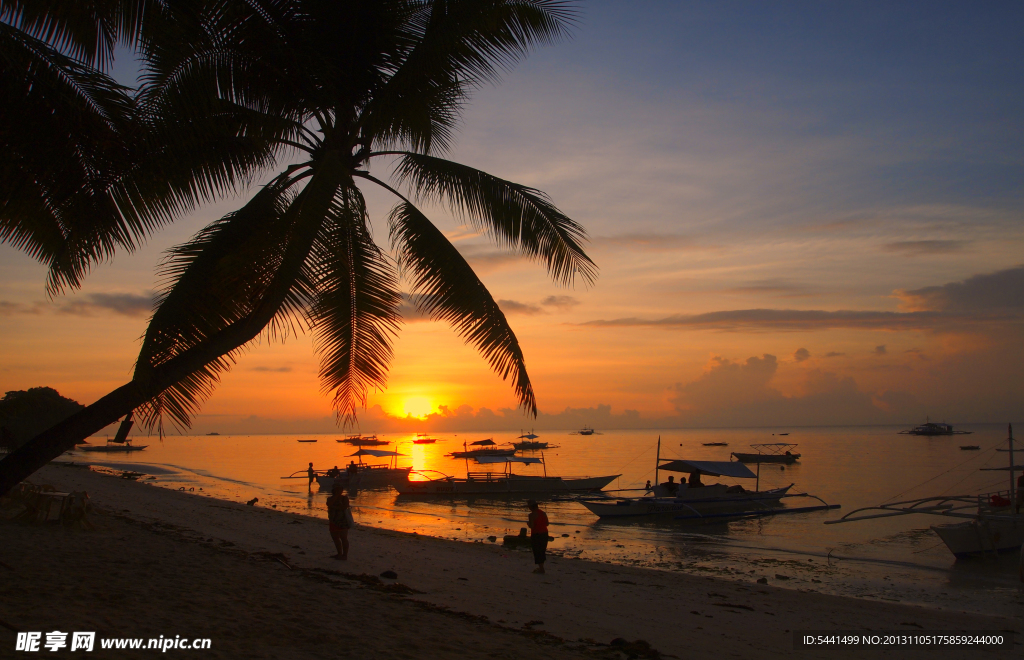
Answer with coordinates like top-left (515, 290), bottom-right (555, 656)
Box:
top-left (251, 366), bottom-right (292, 373)
top-left (498, 299), bottom-right (544, 315)
top-left (541, 295), bottom-right (580, 311)
top-left (0, 293), bottom-right (155, 318)
top-left (577, 308), bottom-right (1014, 332)
top-left (881, 240), bottom-right (971, 256)
top-left (591, 233), bottom-right (701, 252)
top-left (823, 351), bottom-right (846, 358)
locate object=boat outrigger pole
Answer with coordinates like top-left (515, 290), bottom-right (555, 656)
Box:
top-left (654, 436), bottom-right (661, 488)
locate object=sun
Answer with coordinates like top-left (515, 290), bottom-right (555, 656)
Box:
top-left (403, 396), bottom-right (433, 418)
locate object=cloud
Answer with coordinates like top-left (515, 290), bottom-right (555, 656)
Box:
top-left (894, 265), bottom-right (1024, 313)
top-left (720, 280), bottom-right (814, 298)
top-left (497, 299), bottom-right (544, 315)
top-left (579, 308), bottom-right (964, 332)
top-left (251, 366), bottom-right (292, 373)
top-left (874, 345), bottom-right (887, 355)
top-left (823, 351), bottom-right (845, 358)
top-left (793, 347), bottom-right (810, 362)
top-left (2, 294), bottom-right (155, 318)
top-left (591, 233), bottom-right (700, 252)
top-left (457, 244), bottom-right (530, 273)
top-left (541, 295), bottom-right (580, 311)
top-left (668, 354), bottom-right (904, 426)
top-left (56, 292), bottom-right (155, 317)
top-left (881, 240), bottom-right (971, 256)
top-left (397, 293), bottom-right (433, 323)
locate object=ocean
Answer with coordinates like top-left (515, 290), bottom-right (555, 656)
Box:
top-left (69, 424), bottom-right (1023, 616)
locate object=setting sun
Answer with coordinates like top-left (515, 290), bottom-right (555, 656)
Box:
top-left (402, 396), bottom-right (433, 419)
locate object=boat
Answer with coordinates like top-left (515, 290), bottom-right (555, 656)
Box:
top-left (337, 434), bottom-right (389, 446)
top-left (395, 455), bottom-right (618, 496)
top-left (413, 434), bottom-right (438, 444)
top-left (297, 439), bottom-right (317, 443)
top-left (311, 449), bottom-right (412, 491)
top-left (206, 432), bottom-right (220, 436)
top-left (578, 438), bottom-right (834, 520)
top-left (702, 442), bottom-right (728, 447)
top-left (899, 419), bottom-right (972, 436)
top-left (827, 424), bottom-right (1023, 558)
top-left (448, 439), bottom-right (516, 458)
top-left (960, 445), bottom-right (980, 451)
top-left (513, 440), bottom-right (558, 450)
top-left (730, 443), bottom-right (801, 464)
top-left (79, 414), bottom-right (148, 452)
top-left (570, 426), bottom-right (600, 436)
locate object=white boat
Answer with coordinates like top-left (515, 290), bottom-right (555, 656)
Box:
top-left (395, 455), bottom-right (618, 496)
top-left (828, 424), bottom-right (1022, 558)
top-left (579, 437), bottom-right (835, 520)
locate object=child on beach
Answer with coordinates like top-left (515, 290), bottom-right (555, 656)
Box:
top-left (327, 485), bottom-right (352, 560)
top-left (527, 499), bottom-right (548, 574)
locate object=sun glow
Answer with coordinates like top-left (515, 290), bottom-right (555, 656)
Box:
top-left (402, 396), bottom-right (433, 418)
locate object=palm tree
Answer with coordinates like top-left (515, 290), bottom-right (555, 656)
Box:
top-left (0, 0), bottom-right (595, 496)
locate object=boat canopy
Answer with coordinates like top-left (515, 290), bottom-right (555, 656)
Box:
top-left (658, 460), bottom-right (757, 479)
top-left (518, 433), bottom-right (540, 439)
top-left (348, 449), bottom-right (406, 457)
top-left (474, 455), bottom-right (542, 464)
top-left (470, 439), bottom-right (496, 446)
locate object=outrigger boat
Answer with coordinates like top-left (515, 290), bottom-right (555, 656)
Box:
top-left (448, 439), bottom-right (516, 458)
top-left (827, 424), bottom-right (1022, 558)
top-left (281, 449), bottom-right (412, 491)
top-left (731, 443), bottom-right (800, 464)
top-left (79, 414), bottom-right (148, 452)
top-left (570, 426), bottom-right (599, 436)
top-left (337, 434), bottom-right (389, 446)
top-left (396, 455), bottom-right (618, 496)
top-left (413, 434), bottom-right (438, 444)
top-left (579, 437), bottom-right (836, 520)
top-left (899, 419), bottom-right (972, 436)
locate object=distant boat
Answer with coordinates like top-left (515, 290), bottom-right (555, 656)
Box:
top-left (80, 414), bottom-right (147, 452)
top-left (206, 432), bottom-right (220, 436)
top-left (297, 439), bottom-right (317, 443)
top-left (899, 419), bottom-right (972, 436)
top-left (960, 445), bottom-right (980, 451)
top-left (702, 442), bottom-right (728, 447)
top-left (449, 439), bottom-right (515, 458)
top-left (397, 454), bottom-right (618, 496)
top-left (338, 434), bottom-right (389, 446)
top-left (570, 426), bottom-right (600, 436)
top-left (413, 434), bottom-right (438, 444)
top-left (731, 443), bottom-right (801, 464)
top-left (512, 440), bottom-right (557, 450)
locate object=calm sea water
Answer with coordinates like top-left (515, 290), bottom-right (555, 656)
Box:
top-left (69, 425), bottom-right (1024, 615)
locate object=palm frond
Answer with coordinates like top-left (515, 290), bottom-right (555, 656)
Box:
top-left (367, 0), bottom-right (577, 154)
top-left (393, 152), bottom-right (596, 286)
top-left (389, 199), bottom-right (536, 415)
top-left (307, 188), bottom-right (401, 426)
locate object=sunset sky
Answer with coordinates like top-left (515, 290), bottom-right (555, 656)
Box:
top-left (2, 1), bottom-right (1022, 434)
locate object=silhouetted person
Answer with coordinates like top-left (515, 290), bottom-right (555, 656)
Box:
top-left (527, 499), bottom-right (549, 574)
top-left (660, 475), bottom-right (678, 495)
top-left (688, 471), bottom-right (704, 488)
top-left (327, 485), bottom-right (351, 560)
top-left (307, 462), bottom-right (315, 491)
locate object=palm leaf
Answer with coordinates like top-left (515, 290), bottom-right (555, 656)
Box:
top-left (388, 199), bottom-right (536, 415)
top-left (307, 188), bottom-right (401, 425)
top-left (393, 152), bottom-right (596, 286)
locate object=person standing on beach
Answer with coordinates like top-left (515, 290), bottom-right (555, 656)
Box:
top-left (327, 484), bottom-right (352, 560)
top-left (307, 462), bottom-right (315, 492)
top-left (527, 500), bottom-right (549, 574)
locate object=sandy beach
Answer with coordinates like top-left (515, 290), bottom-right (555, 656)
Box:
top-left (2, 463), bottom-right (1020, 659)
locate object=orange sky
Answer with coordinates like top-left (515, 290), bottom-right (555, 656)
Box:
top-left (2, 4), bottom-right (1023, 433)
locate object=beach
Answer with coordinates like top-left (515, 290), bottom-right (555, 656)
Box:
top-left (1, 463), bottom-right (1020, 659)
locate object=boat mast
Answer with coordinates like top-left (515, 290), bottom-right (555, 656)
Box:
top-left (1010, 423), bottom-right (1015, 504)
top-left (654, 436), bottom-right (661, 488)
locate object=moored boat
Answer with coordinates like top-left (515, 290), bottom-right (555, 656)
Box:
top-left (413, 434), bottom-right (438, 444)
top-left (731, 443), bottom-right (800, 464)
top-left (396, 455), bottom-right (618, 496)
top-left (338, 434), bottom-right (389, 446)
top-left (899, 420), bottom-right (972, 436)
top-left (828, 424), bottom-right (1022, 558)
top-left (314, 449), bottom-right (411, 490)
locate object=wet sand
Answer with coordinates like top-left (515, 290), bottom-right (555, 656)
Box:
top-left (1, 463), bottom-right (1020, 659)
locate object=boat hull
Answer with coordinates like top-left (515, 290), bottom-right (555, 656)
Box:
top-left (316, 467), bottom-right (411, 490)
top-left (448, 449), bottom-right (516, 458)
top-left (580, 484), bottom-right (794, 518)
top-left (79, 445), bottom-right (148, 452)
top-left (730, 452), bottom-right (800, 464)
top-left (931, 516), bottom-right (1024, 558)
top-left (395, 474), bottom-right (619, 496)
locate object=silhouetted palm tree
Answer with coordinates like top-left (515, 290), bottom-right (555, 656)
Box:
top-left (0, 0), bottom-right (594, 496)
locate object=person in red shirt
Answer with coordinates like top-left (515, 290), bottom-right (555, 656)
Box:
top-left (527, 499), bottom-right (549, 574)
